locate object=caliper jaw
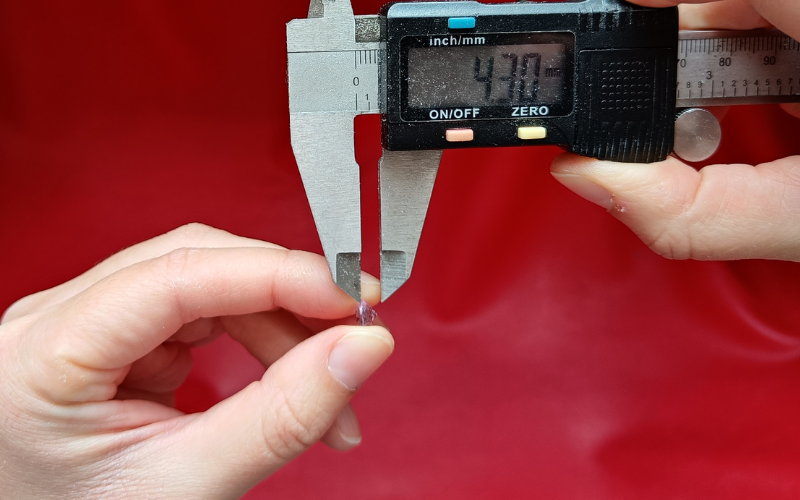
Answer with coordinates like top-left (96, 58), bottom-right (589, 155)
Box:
top-left (379, 150), bottom-right (443, 301)
top-left (289, 113), bottom-right (363, 301)
top-left (287, 0), bottom-right (380, 302)
top-left (288, 0), bottom-right (443, 302)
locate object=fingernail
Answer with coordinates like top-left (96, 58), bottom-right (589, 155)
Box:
top-left (551, 172), bottom-right (614, 210)
top-left (335, 404), bottom-right (362, 445)
top-left (360, 273), bottom-right (381, 301)
top-left (360, 272), bottom-right (379, 286)
top-left (328, 329), bottom-right (394, 390)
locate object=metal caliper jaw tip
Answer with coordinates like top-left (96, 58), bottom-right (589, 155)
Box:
top-left (380, 250), bottom-right (409, 302)
top-left (335, 252), bottom-right (362, 303)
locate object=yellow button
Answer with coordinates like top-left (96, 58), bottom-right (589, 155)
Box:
top-left (446, 128), bottom-right (474, 142)
top-left (518, 126), bottom-right (547, 140)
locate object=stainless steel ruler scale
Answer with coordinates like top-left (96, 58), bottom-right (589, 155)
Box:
top-left (287, 0), bottom-right (800, 302)
top-left (677, 30), bottom-right (800, 107)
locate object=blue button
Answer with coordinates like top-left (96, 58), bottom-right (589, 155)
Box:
top-left (448, 17), bottom-right (476, 29)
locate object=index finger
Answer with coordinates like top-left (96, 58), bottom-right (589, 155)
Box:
top-left (23, 247), bottom-right (359, 403)
top-left (2, 223), bottom-right (286, 323)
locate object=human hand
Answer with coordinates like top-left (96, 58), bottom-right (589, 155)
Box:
top-left (551, 0), bottom-right (800, 262)
top-left (0, 223), bottom-right (393, 500)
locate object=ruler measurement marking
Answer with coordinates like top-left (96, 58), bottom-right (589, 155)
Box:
top-left (353, 49), bottom-right (378, 69)
top-left (677, 31), bottom-right (800, 105)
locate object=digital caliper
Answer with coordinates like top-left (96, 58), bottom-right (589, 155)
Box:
top-left (287, 0), bottom-right (800, 302)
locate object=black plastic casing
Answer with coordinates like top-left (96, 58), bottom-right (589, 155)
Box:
top-left (381, 0), bottom-right (679, 163)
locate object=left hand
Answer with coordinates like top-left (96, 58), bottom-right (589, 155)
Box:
top-left (0, 223), bottom-right (393, 499)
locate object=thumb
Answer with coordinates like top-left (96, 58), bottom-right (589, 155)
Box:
top-left (551, 153), bottom-right (800, 262)
top-left (136, 325), bottom-right (393, 499)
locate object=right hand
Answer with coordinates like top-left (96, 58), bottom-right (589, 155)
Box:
top-left (550, 0), bottom-right (800, 262)
top-left (0, 223), bottom-right (393, 500)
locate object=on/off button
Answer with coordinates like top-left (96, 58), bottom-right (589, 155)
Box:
top-left (446, 129), bottom-right (474, 142)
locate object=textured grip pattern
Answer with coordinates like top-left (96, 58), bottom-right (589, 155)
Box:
top-left (574, 49), bottom-right (676, 163)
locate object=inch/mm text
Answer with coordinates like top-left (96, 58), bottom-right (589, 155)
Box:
top-left (429, 36), bottom-right (487, 47)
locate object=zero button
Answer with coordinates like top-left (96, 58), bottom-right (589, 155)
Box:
top-left (518, 126), bottom-right (547, 140)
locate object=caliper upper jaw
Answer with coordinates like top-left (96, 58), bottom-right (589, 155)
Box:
top-left (287, 0), bottom-right (379, 302)
top-left (379, 149), bottom-right (443, 302)
top-left (288, 0), bottom-right (361, 53)
top-left (307, 0), bottom-right (325, 18)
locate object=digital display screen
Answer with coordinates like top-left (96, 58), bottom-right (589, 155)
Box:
top-left (401, 33), bottom-right (574, 120)
top-left (408, 43), bottom-right (566, 107)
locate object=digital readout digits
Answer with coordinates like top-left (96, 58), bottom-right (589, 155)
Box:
top-left (407, 43), bottom-right (566, 108)
top-left (400, 33), bottom-right (575, 121)
top-left (473, 52), bottom-right (544, 103)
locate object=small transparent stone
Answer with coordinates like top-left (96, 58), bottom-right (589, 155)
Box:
top-left (356, 300), bottom-right (377, 326)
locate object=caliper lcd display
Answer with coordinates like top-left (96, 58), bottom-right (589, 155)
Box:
top-left (401, 32), bottom-right (575, 121)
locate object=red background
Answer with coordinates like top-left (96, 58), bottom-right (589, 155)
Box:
top-left (2, 1), bottom-right (800, 498)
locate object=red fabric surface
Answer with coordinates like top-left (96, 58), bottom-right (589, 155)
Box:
top-left (2, 1), bottom-right (800, 498)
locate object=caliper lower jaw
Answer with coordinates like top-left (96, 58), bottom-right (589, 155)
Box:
top-left (289, 0), bottom-right (444, 303)
top-left (288, 0), bottom-right (375, 302)
top-left (290, 113), bottom-right (363, 302)
top-left (379, 150), bottom-right (443, 302)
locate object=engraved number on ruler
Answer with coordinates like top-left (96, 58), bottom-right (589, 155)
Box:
top-left (677, 35), bottom-right (800, 100)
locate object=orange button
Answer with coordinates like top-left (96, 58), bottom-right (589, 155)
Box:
top-left (446, 128), bottom-right (474, 142)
